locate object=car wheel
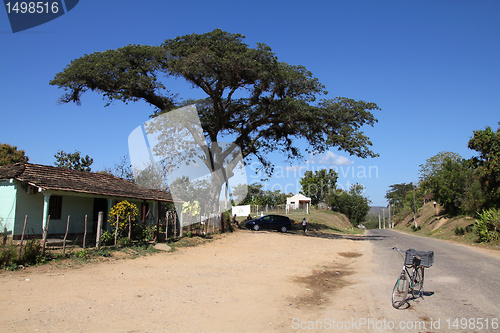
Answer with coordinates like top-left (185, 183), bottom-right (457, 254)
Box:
top-left (253, 224), bottom-right (260, 231)
top-left (280, 226), bottom-right (287, 233)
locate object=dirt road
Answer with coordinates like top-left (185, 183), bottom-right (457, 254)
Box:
top-left (0, 230), bottom-right (374, 332)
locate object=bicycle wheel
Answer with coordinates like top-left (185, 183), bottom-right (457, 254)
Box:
top-left (392, 270), bottom-right (410, 308)
top-left (412, 267), bottom-right (424, 298)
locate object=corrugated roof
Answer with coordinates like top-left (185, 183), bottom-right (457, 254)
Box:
top-left (0, 163), bottom-right (173, 202)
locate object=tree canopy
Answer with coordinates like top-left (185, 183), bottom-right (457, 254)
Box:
top-left (468, 123), bottom-right (500, 208)
top-left (329, 184), bottom-right (370, 225)
top-left (0, 143), bottom-right (28, 166)
top-left (299, 169), bottom-right (338, 205)
top-left (54, 150), bottom-right (94, 172)
top-left (50, 29), bottom-right (379, 175)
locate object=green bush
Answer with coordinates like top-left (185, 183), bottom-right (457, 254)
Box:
top-left (117, 237), bottom-right (133, 247)
top-left (0, 244), bottom-right (17, 268)
top-left (72, 249), bottom-right (88, 259)
top-left (454, 226), bottom-right (465, 235)
top-left (101, 230), bottom-right (115, 246)
top-left (475, 208), bottom-right (500, 243)
top-left (20, 239), bottom-right (41, 265)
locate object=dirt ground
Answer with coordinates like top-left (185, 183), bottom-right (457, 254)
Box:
top-left (0, 230), bottom-right (374, 332)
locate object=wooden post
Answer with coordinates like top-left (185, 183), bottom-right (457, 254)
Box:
top-left (2, 226), bottom-right (7, 246)
top-left (42, 215), bottom-right (50, 254)
top-left (114, 215), bottom-right (119, 245)
top-left (96, 212), bottom-right (103, 249)
top-left (180, 211), bottom-right (183, 237)
top-left (83, 215), bottom-right (87, 249)
top-left (63, 215), bottom-right (70, 254)
top-left (18, 215), bottom-right (28, 258)
top-left (173, 212), bottom-right (177, 238)
top-left (165, 212), bottom-right (168, 241)
top-left (155, 215), bottom-right (160, 241)
top-left (128, 215), bottom-right (132, 239)
top-left (220, 213), bottom-right (225, 233)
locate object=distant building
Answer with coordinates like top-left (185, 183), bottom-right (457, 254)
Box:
top-left (286, 193), bottom-right (311, 210)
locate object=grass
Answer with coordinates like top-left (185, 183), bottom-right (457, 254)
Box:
top-left (288, 208), bottom-right (362, 235)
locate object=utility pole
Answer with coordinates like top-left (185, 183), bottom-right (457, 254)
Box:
top-left (413, 187), bottom-right (417, 229)
top-left (378, 214), bottom-right (381, 229)
top-left (388, 205), bottom-right (392, 228)
top-left (383, 208), bottom-right (385, 229)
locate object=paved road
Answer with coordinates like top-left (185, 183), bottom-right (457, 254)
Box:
top-left (365, 229), bottom-right (500, 332)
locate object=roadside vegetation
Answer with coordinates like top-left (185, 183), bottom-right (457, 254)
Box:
top-left (385, 123), bottom-right (500, 248)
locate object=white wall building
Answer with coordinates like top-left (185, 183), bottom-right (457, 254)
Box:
top-left (286, 193), bottom-right (311, 210)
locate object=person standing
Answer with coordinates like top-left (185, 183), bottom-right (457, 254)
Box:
top-left (302, 218), bottom-right (307, 235)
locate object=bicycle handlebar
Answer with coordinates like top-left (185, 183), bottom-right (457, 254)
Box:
top-left (392, 247), bottom-right (423, 260)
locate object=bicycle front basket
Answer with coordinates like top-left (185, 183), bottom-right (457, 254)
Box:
top-left (405, 248), bottom-right (434, 267)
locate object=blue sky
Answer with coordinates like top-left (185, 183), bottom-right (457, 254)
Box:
top-left (1, 0), bottom-right (499, 206)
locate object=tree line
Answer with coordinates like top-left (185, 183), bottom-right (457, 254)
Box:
top-left (385, 123), bottom-right (500, 242)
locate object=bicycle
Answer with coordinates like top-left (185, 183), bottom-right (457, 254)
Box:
top-left (391, 247), bottom-right (434, 309)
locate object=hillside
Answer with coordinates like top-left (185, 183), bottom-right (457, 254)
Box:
top-left (393, 202), bottom-right (500, 250)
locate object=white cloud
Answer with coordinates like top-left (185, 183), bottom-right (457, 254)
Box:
top-left (307, 151), bottom-right (354, 166)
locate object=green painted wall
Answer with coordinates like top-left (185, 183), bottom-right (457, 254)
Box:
top-left (0, 180), bottom-right (17, 233)
top-left (14, 182), bottom-right (45, 235)
top-left (49, 194), bottom-right (94, 235)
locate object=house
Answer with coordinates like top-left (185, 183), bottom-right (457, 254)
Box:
top-left (0, 163), bottom-right (174, 239)
top-left (286, 193), bottom-right (311, 210)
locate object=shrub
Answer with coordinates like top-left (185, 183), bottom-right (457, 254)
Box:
top-left (117, 237), bottom-right (133, 247)
top-left (72, 249), bottom-right (88, 259)
top-left (474, 208), bottom-right (500, 243)
top-left (454, 227), bottom-right (465, 235)
top-left (108, 201), bottom-right (140, 238)
top-left (20, 239), bottom-right (42, 265)
top-left (0, 244), bottom-right (17, 268)
top-left (101, 230), bottom-right (115, 246)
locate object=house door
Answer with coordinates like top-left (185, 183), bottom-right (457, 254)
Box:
top-left (93, 198), bottom-right (108, 233)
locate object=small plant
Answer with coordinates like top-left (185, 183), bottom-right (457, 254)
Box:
top-left (412, 225), bottom-right (421, 232)
top-left (101, 230), bottom-right (115, 246)
top-left (475, 208), bottom-right (500, 243)
top-left (20, 239), bottom-right (42, 265)
top-left (95, 248), bottom-right (111, 257)
top-left (72, 249), bottom-right (88, 259)
top-left (0, 244), bottom-right (17, 268)
top-left (117, 237), bottom-right (133, 247)
top-left (454, 226), bottom-right (465, 236)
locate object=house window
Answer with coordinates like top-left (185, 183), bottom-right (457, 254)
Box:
top-left (49, 195), bottom-right (62, 220)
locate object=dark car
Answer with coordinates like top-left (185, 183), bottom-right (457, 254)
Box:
top-left (245, 215), bottom-right (292, 233)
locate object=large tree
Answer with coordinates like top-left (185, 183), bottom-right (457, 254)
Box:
top-left (468, 123), bottom-right (500, 208)
top-left (0, 143), bottom-right (28, 166)
top-left (50, 29), bottom-right (380, 210)
top-left (418, 151), bottom-right (462, 190)
top-left (385, 183), bottom-right (415, 211)
top-left (329, 184), bottom-right (370, 225)
top-left (299, 169), bottom-right (339, 205)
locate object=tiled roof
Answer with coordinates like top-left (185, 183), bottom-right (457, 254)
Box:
top-left (0, 163), bottom-right (173, 202)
